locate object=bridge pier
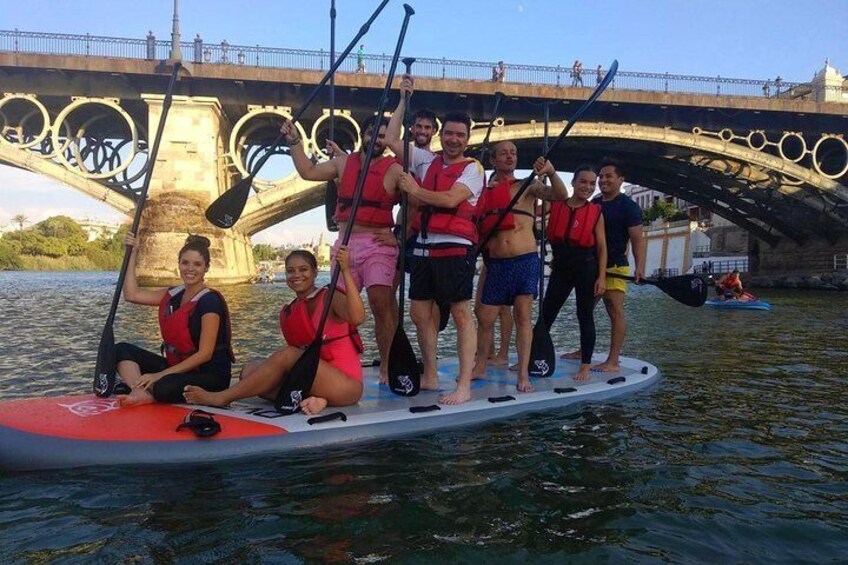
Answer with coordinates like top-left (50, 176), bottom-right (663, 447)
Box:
top-left (136, 95), bottom-right (255, 286)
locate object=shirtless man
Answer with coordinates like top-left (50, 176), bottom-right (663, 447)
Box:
top-left (281, 115), bottom-right (401, 384)
top-left (474, 141), bottom-right (568, 392)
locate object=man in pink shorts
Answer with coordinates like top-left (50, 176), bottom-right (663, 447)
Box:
top-left (281, 116), bottom-right (402, 384)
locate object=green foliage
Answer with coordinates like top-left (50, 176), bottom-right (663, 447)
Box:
top-left (0, 240), bottom-right (23, 270)
top-left (643, 199), bottom-right (684, 224)
top-left (253, 243), bottom-right (278, 262)
top-left (0, 215), bottom-right (128, 270)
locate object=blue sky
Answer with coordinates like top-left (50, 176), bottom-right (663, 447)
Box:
top-left (1, 0), bottom-right (845, 243)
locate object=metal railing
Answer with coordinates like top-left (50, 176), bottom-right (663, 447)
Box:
top-left (693, 259), bottom-right (749, 274)
top-left (3, 28), bottom-right (846, 100)
top-left (834, 254), bottom-right (848, 270)
top-left (653, 268), bottom-right (680, 278)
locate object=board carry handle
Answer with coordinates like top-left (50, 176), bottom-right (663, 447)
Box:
top-left (307, 411), bottom-right (348, 425)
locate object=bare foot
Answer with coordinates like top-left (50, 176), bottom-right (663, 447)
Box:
top-left (490, 356), bottom-right (509, 367)
top-left (573, 367), bottom-right (591, 381)
top-left (421, 375), bottom-right (440, 391)
top-left (300, 396), bottom-right (328, 415)
top-left (118, 388), bottom-right (154, 407)
top-left (439, 382), bottom-right (472, 405)
top-left (183, 385), bottom-right (229, 407)
top-left (591, 361), bottom-right (620, 373)
top-left (560, 350), bottom-right (582, 360)
top-left (516, 377), bottom-right (535, 393)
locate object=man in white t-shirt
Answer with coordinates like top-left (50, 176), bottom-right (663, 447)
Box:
top-left (388, 82), bottom-right (484, 404)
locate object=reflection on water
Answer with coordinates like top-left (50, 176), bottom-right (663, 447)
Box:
top-left (1, 272), bottom-right (846, 561)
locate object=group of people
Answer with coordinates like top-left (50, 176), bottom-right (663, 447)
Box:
top-left (114, 73), bottom-right (646, 414)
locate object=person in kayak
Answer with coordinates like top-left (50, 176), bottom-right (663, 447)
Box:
top-left (715, 269), bottom-right (744, 300)
top-left (184, 248), bottom-right (365, 415)
top-left (116, 233), bottom-right (235, 407)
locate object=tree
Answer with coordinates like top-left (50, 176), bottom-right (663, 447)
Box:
top-left (253, 243), bottom-right (278, 262)
top-left (0, 240), bottom-right (23, 270)
top-left (11, 214), bottom-right (28, 231)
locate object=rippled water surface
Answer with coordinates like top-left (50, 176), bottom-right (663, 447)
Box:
top-left (1, 271), bottom-right (846, 563)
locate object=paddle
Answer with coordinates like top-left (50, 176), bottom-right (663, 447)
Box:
top-left (387, 56), bottom-right (421, 397)
top-left (607, 272), bottom-right (708, 307)
top-left (275, 4), bottom-right (416, 414)
top-left (476, 59), bottom-right (619, 255)
top-left (527, 102), bottom-right (555, 377)
top-left (205, 0), bottom-right (391, 229)
top-left (93, 63), bottom-right (182, 397)
top-left (324, 0), bottom-right (340, 233)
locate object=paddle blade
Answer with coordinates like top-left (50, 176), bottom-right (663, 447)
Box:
top-left (325, 180), bottom-right (339, 232)
top-left (437, 302), bottom-right (451, 333)
top-left (528, 318), bottom-right (555, 377)
top-left (93, 324), bottom-right (117, 397)
top-left (205, 175), bottom-right (254, 229)
top-left (274, 341), bottom-right (321, 414)
top-left (653, 275), bottom-right (708, 307)
top-left (388, 325), bottom-right (420, 396)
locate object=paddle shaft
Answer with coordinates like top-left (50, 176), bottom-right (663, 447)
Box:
top-left (103, 64), bottom-right (181, 328)
top-left (329, 0), bottom-right (336, 144)
top-left (476, 91), bottom-right (505, 163)
top-left (240, 0), bottom-right (389, 179)
top-left (313, 4), bottom-right (415, 343)
top-left (537, 102), bottom-right (550, 301)
top-left (397, 57), bottom-right (415, 313)
top-left (476, 60), bottom-right (619, 255)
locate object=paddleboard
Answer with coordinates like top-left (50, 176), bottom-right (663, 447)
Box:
top-left (0, 354), bottom-right (659, 471)
top-left (704, 299), bottom-right (771, 311)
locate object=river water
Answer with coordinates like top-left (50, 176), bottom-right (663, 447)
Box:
top-left (0, 271), bottom-right (846, 563)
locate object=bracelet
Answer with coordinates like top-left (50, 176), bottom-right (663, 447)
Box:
top-left (289, 137), bottom-right (302, 147)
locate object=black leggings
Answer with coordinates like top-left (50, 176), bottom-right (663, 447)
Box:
top-left (541, 246), bottom-right (598, 365)
top-left (115, 342), bottom-right (231, 403)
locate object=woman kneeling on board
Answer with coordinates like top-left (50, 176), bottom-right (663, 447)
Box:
top-left (117, 233), bottom-right (235, 407)
top-left (184, 248), bottom-right (365, 415)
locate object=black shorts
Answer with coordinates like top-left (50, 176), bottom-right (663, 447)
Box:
top-left (115, 342), bottom-right (231, 404)
top-left (409, 244), bottom-right (476, 304)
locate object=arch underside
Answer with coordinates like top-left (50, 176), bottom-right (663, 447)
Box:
top-left (6, 117), bottom-right (847, 247)
top-left (478, 122), bottom-right (848, 246)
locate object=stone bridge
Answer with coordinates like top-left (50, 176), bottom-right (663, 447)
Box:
top-left (1, 30), bottom-right (846, 283)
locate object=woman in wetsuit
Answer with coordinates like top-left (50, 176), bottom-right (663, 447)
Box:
top-left (116, 233), bottom-right (234, 407)
top-left (541, 164), bottom-right (608, 381)
top-left (184, 247), bottom-right (365, 415)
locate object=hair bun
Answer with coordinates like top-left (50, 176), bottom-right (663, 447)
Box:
top-left (185, 234), bottom-right (211, 249)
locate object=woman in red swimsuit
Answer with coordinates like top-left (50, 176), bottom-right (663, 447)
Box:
top-left (184, 246), bottom-right (365, 415)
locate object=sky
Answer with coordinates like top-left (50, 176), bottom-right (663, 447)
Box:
top-left (1, 0), bottom-right (845, 244)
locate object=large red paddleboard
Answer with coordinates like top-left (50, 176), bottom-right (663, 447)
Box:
top-left (0, 355), bottom-right (659, 471)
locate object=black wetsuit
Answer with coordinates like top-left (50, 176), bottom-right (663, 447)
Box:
top-left (542, 243), bottom-right (598, 365)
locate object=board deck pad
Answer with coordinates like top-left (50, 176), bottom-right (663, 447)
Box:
top-left (0, 354), bottom-right (659, 471)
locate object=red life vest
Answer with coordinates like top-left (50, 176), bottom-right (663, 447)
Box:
top-left (477, 178), bottom-right (535, 241)
top-left (547, 201), bottom-right (602, 248)
top-left (158, 286), bottom-right (235, 367)
top-left (720, 274), bottom-right (741, 290)
top-left (279, 287), bottom-right (364, 362)
top-left (334, 152), bottom-right (399, 228)
top-left (417, 155), bottom-right (481, 243)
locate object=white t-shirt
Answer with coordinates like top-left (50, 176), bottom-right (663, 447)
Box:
top-left (410, 146), bottom-right (484, 246)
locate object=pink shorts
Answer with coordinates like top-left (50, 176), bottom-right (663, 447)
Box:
top-left (332, 232), bottom-right (399, 291)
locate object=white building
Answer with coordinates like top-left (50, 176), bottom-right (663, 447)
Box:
top-left (75, 218), bottom-right (124, 242)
